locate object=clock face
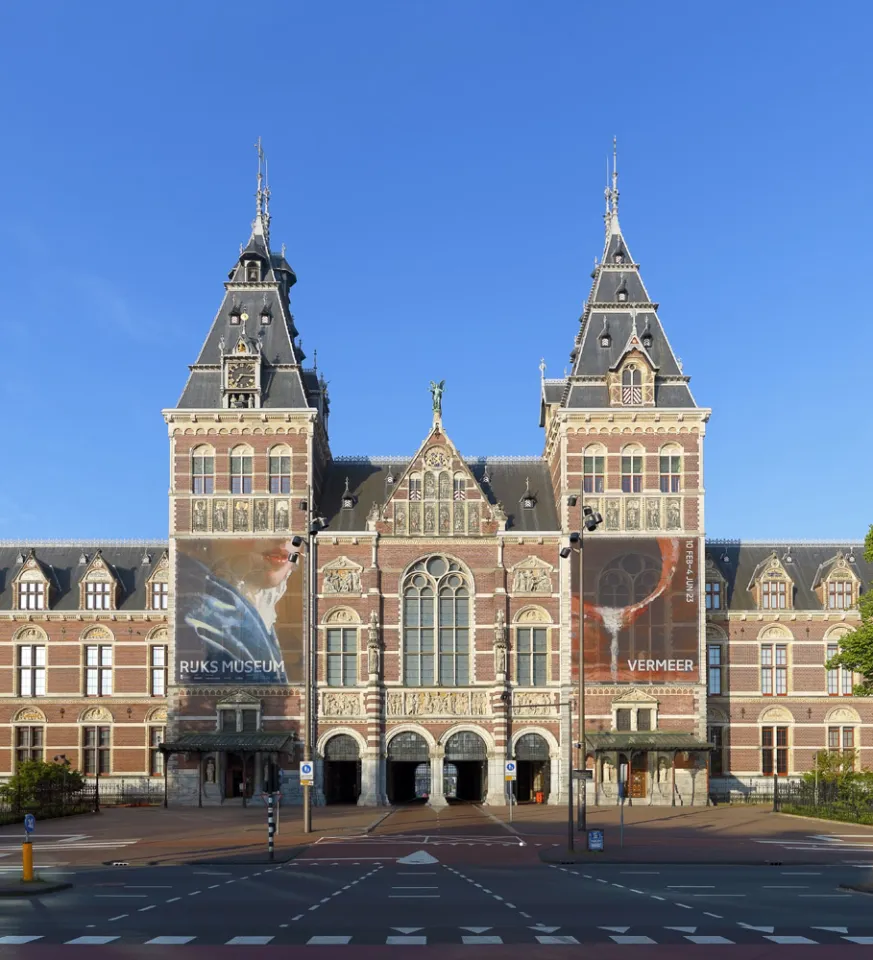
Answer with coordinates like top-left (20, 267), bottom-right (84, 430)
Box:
top-left (228, 363), bottom-right (256, 389)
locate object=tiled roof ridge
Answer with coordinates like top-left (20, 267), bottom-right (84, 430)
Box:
top-left (706, 539), bottom-right (864, 546)
top-left (0, 539), bottom-right (167, 548)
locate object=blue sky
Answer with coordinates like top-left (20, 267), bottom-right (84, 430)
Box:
top-left (0, 2), bottom-right (870, 541)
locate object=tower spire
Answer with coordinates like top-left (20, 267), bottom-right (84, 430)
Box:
top-left (252, 137), bottom-right (270, 241)
top-left (609, 135), bottom-right (620, 231)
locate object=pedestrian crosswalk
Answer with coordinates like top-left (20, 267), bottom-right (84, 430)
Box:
top-left (1, 928), bottom-right (872, 946)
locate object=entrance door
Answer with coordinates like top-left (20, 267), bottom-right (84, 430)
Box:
top-left (323, 734), bottom-right (361, 804)
top-left (514, 733), bottom-right (551, 802)
top-left (224, 753), bottom-right (253, 798)
top-left (444, 731), bottom-right (487, 802)
top-left (630, 753), bottom-right (648, 799)
top-left (387, 732), bottom-right (430, 803)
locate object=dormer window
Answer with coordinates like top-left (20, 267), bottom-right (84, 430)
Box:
top-left (245, 261), bottom-right (260, 282)
top-left (85, 582), bottom-right (112, 611)
top-left (230, 309), bottom-right (241, 326)
top-left (705, 581), bottom-right (721, 610)
top-left (641, 323), bottom-right (653, 349)
top-left (616, 276), bottom-right (628, 302)
top-left (762, 580), bottom-right (787, 610)
top-left (521, 478), bottom-right (537, 509)
top-left (19, 582), bottom-right (46, 611)
top-left (260, 309), bottom-right (271, 325)
top-left (613, 248), bottom-right (625, 264)
top-left (621, 364), bottom-right (642, 404)
top-left (828, 579), bottom-right (854, 609)
top-left (599, 317), bottom-right (611, 348)
top-left (341, 477), bottom-right (357, 510)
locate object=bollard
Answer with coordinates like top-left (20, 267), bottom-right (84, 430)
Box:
top-left (267, 795), bottom-right (275, 862)
top-left (22, 841), bottom-right (33, 882)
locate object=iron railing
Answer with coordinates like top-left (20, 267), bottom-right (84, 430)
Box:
top-left (0, 783), bottom-right (98, 826)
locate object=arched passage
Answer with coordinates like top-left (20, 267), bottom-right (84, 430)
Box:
top-left (444, 731), bottom-right (487, 802)
top-left (387, 731), bottom-right (430, 804)
top-left (514, 733), bottom-right (551, 803)
top-left (323, 734), bottom-right (361, 804)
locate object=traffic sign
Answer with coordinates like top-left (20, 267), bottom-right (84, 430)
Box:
top-left (23, 814), bottom-right (35, 834)
top-left (299, 761), bottom-right (314, 785)
top-left (504, 760), bottom-right (517, 781)
top-left (587, 829), bottom-right (604, 852)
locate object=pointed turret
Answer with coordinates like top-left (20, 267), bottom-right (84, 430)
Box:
top-left (176, 142), bottom-right (327, 417)
top-left (541, 141), bottom-right (696, 422)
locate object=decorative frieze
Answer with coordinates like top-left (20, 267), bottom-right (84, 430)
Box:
top-left (322, 557), bottom-right (363, 595)
top-left (513, 691), bottom-right (557, 716)
top-left (386, 690), bottom-right (489, 718)
top-left (321, 691), bottom-right (364, 717)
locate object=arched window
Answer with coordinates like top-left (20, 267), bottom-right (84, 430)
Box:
top-left (659, 445), bottom-right (681, 493)
top-left (621, 364), bottom-right (642, 405)
top-left (192, 445), bottom-right (215, 495)
top-left (230, 445), bottom-right (253, 494)
top-left (268, 445), bottom-right (291, 494)
top-left (245, 260), bottom-right (260, 282)
top-left (620, 445), bottom-right (643, 493)
top-left (403, 557), bottom-right (471, 686)
top-left (583, 445), bottom-right (605, 494)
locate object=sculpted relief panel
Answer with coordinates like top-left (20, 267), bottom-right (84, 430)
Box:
top-left (513, 692), bottom-right (557, 717)
top-left (322, 692), bottom-right (363, 717)
top-left (386, 690), bottom-right (489, 718)
top-left (322, 557), bottom-right (363, 595)
top-left (511, 557), bottom-right (554, 595)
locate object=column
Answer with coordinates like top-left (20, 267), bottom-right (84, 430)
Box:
top-left (428, 745), bottom-right (447, 808)
top-left (358, 747), bottom-right (381, 806)
top-left (484, 749), bottom-right (507, 806)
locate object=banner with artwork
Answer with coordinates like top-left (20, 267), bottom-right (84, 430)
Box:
top-left (175, 538), bottom-right (304, 684)
top-left (576, 537), bottom-right (699, 682)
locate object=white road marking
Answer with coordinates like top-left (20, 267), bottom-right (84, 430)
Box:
top-left (703, 912), bottom-right (723, 918)
top-left (307, 936), bottom-right (352, 945)
top-left (844, 937), bottom-right (873, 945)
top-left (386, 936), bottom-right (427, 944)
top-left (463, 936), bottom-right (503, 944)
top-left (764, 936), bottom-right (818, 944)
top-left (0, 937), bottom-right (42, 945)
top-left (138, 905), bottom-right (156, 912)
top-left (812, 926), bottom-right (848, 933)
top-left (687, 935), bottom-right (734, 944)
top-left (65, 937), bottom-right (120, 945)
top-left (107, 916), bottom-right (128, 922)
top-left (611, 936), bottom-right (657, 944)
top-left (166, 897), bottom-right (181, 902)
top-left (226, 937), bottom-right (275, 944)
top-left (537, 935), bottom-right (579, 944)
top-left (146, 937), bottom-right (196, 945)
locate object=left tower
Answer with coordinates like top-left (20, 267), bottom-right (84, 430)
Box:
top-left (162, 146), bottom-right (330, 805)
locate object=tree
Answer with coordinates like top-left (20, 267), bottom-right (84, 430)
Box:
top-left (0, 759), bottom-right (85, 807)
top-left (826, 524), bottom-right (873, 695)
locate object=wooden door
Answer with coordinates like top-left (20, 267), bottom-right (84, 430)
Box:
top-left (630, 754), bottom-right (648, 799)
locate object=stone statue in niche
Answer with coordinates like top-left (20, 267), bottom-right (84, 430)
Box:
top-left (387, 692), bottom-right (403, 716)
top-left (254, 499), bottom-right (269, 532)
top-left (424, 505), bottom-right (436, 533)
top-left (424, 473), bottom-right (435, 499)
top-left (666, 498), bottom-right (681, 530)
top-left (646, 498), bottom-right (660, 530)
top-left (468, 503), bottom-right (480, 533)
top-left (439, 504), bottom-right (450, 535)
top-left (205, 757), bottom-right (216, 783)
top-left (605, 499), bottom-right (620, 530)
top-left (453, 505), bottom-right (464, 532)
top-left (492, 502), bottom-right (507, 525)
top-left (274, 500), bottom-right (289, 531)
top-left (367, 502), bottom-right (381, 525)
top-left (410, 505), bottom-right (421, 533)
top-left (233, 500), bottom-right (249, 531)
top-left (493, 608), bottom-right (507, 677)
top-left (471, 692), bottom-right (488, 715)
top-left (213, 499), bottom-right (228, 532)
top-left (367, 611), bottom-right (381, 676)
top-left (626, 498), bottom-right (640, 530)
top-left (438, 473), bottom-right (450, 499)
top-left (192, 499), bottom-right (208, 532)
top-left (395, 503), bottom-right (407, 532)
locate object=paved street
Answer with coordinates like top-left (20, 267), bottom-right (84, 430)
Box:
top-left (2, 804), bottom-right (873, 955)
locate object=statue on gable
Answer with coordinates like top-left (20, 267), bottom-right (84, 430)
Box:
top-left (429, 379), bottom-right (445, 417)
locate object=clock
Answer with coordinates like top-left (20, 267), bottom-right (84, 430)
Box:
top-left (227, 363), bottom-right (256, 389)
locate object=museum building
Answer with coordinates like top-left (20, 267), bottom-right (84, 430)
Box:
top-left (0, 159), bottom-right (869, 806)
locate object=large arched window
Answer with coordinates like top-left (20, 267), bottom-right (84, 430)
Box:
top-left (191, 445), bottom-right (215, 495)
top-left (230, 444), bottom-right (253, 494)
top-left (403, 557), bottom-right (471, 686)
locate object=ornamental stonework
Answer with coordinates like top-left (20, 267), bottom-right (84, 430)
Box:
top-left (322, 557), bottom-right (363, 595)
top-left (386, 690), bottom-right (488, 718)
top-left (322, 692), bottom-right (363, 717)
top-left (511, 557), bottom-right (553, 595)
top-left (513, 692), bottom-right (557, 716)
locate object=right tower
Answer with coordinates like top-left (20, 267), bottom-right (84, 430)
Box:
top-left (541, 145), bottom-right (713, 804)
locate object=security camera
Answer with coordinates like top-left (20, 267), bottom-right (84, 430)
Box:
top-left (566, 495), bottom-right (578, 507)
top-left (582, 505), bottom-right (593, 517)
top-left (290, 553), bottom-right (300, 565)
top-left (291, 535), bottom-right (303, 548)
top-left (559, 546), bottom-right (571, 559)
top-left (569, 531), bottom-right (581, 545)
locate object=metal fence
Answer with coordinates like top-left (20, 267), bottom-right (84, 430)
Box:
top-left (710, 779), bottom-right (873, 823)
top-left (96, 779), bottom-right (165, 807)
top-left (0, 783), bottom-right (98, 826)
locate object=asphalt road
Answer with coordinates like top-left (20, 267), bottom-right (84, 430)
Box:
top-left (2, 855), bottom-right (872, 950)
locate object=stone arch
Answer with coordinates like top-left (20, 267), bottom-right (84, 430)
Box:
top-left (399, 552), bottom-right (475, 586)
top-left (147, 625), bottom-right (169, 642)
top-left (146, 706), bottom-right (167, 723)
top-left (12, 624), bottom-right (48, 643)
top-left (317, 727), bottom-right (367, 757)
top-left (322, 606), bottom-right (362, 625)
top-left (385, 725), bottom-right (438, 751)
top-left (79, 705), bottom-right (114, 723)
top-left (705, 623), bottom-right (728, 641)
top-left (824, 624), bottom-right (853, 641)
top-left (510, 726), bottom-right (559, 756)
top-left (191, 442), bottom-right (215, 457)
top-left (513, 605), bottom-right (552, 624)
top-left (757, 624), bottom-right (793, 641)
top-left (440, 724), bottom-right (495, 754)
top-left (758, 705), bottom-right (794, 724)
top-left (81, 625), bottom-right (114, 642)
top-left (13, 707), bottom-right (46, 723)
top-left (824, 705), bottom-right (861, 724)
top-left (707, 706), bottom-right (729, 724)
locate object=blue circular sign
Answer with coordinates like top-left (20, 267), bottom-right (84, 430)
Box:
top-left (23, 814), bottom-right (35, 833)
top-left (301, 762), bottom-right (313, 775)
top-left (505, 761), bottom-right (516, 771)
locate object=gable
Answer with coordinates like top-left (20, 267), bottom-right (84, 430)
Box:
top-left (381, 424), bottom-right (502, 537)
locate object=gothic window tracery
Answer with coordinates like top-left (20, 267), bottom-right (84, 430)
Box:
top-left (621, 363), bottom-right (642, 404)
top-left (403, 557), bottom-right (471, 686)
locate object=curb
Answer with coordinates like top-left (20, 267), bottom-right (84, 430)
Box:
top-left (539, 851), bottom-right (820, 867)
top-left (365, 810), bottom-right (395, 834)
top-left (0, 881), bottom-right (72, 898)
top-left (775, 811), bottom-right (873, 830)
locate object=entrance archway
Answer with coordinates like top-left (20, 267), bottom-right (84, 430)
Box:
top-left (323, 734), bottom-right (361, 804)
top-left (387, 732), bottom-right (430, 803)
top-left (444, 731), bottom-right (487, 802)
top-left (514, 733), bottom-right (551, 802)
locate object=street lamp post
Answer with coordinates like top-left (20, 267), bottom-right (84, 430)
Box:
top-left (302, 495), bottom-right (328, 835)
top-left (562, 503), bottom-right (603, 838)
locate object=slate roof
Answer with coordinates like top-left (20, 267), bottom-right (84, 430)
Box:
top-left (161, 732), bottom-right (295, 753)
top-left (704, 541), bottom-right (872, 611)
top-left (319, 458), bottom-right (560, 533)
top-left (0, 543), bottom-right (167, 612)
top-left (585, 732), bottom-right (713, 752)
top-left (175, 209), bottom-right (315, 411)
top-left (545, 191), bottom-right (697, 414)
